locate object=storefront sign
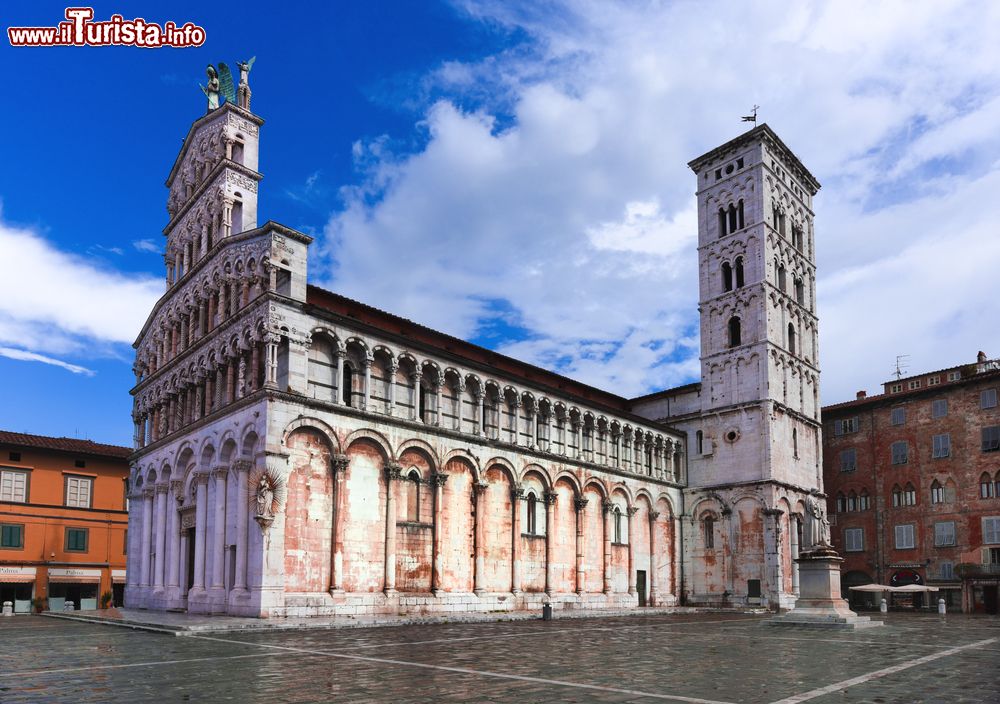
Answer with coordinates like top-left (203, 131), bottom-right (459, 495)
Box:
top-left (890, 569), bottom-right (923, 586)
top-left (48, 568), bottom-right (101, 579)
top-left (0, 566), bottom-right (36, 577)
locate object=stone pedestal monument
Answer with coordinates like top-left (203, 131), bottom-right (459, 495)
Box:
top-left (769, 494), bottom-right (882, 629)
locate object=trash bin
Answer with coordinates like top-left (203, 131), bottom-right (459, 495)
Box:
top-left (542, 603), bottom-right (553, 621)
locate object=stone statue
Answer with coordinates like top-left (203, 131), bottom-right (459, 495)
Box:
top-left (237, 56), bottom-right (256, 84)
top-left (201, 65), bottom-right (220, 111)
top-left (805, 494), bottom-right (830, 549)
top-left (255, 476), bottom-right (273, 518)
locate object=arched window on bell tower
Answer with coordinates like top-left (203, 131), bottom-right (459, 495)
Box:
top-left (735, 257), bottom-right (745, 288)
top-left (728, 316), bottom-right (742, 347)
top-left (722, 262), bottom-right (733, 292)
top-left (728, 204), bottom-right (738, 233)
top-left (788, 323), bottom-right (797, 355)
top-left (737, 199), bottom-right (745, 230)
top-left (342, 363), bottom-right (354, 407)
top-left (777, 263), bottom-right (787, 292)
top-left (718, 208), bottom-right (727, 237)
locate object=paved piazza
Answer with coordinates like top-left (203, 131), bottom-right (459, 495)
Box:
top-left (0, 613), bottom-right (998, 703)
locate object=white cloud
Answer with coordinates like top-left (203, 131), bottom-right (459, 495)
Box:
top-left (318, 0), bottom-right (1000, 402)
top-left (0, 347), bottom-right (94, 376)
top-left (0, 217), bottom-right (162, 372)
top-left (132, 238), bottom-right (160, 254)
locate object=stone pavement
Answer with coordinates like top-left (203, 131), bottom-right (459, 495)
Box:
top-left (45, 604), bottom-right (758, 634)
top-left (0, 612), bottom-right (998, 702)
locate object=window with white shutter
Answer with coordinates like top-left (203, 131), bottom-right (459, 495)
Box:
top-left (934, 521), bottom-right (956, 546)
top-left (932, 434), bottom-right (951, 458)
top-left (0, 469), bottom-right (28, 503)
top-left (982, 389), bottom-right (998, 409)
top-left (844, 528), bottom-right (864, 552)
top-left (65, 476), bottom-right (93, 508)
top-left (983, 517), bottom-right (1000, 545)
top-left (894, 524), bottom-right (915, 549)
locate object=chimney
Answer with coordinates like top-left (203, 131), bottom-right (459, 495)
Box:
top-left (978, 351), bottom-right (987, 363)
top-left (856, 390), bottom-right (867, 400)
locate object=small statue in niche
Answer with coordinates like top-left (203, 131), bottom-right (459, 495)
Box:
top-left (255, 476), bottom-right (274, 518)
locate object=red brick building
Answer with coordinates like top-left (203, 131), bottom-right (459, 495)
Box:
top-left (0, 432), bottom-right (130, 612)
top-left (822, 352), bottom-right (1000, 614)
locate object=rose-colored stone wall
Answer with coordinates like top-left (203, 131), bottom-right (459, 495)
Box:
top-left (342, 440), bottom-right (387, 592)
top-left (440, 458), bottom-right (475, 592)
top-left (481, 466), bottom-right (513, 591)
top-left (284, 429), bottom-right (333, 592)
top-left (552, 481), bottom-right (577, 592)
top-left (582, 486), bottom-right (604, 592)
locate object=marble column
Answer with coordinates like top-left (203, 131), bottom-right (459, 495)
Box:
top-left (363, 358), bottom-right (372, 410)
top-left (455, 380), bottom-right (465, 431)
top-left (791, 514), bottom-right (801, 596)
top-left (473, 481), bottom-right (488, 595)
top-left (330, 454), bottom-right (349, 593)
top-left (233, 461), bottom-right (251, 592)
top-left (167, 481), bottom-right (183, 590)
top-left (648, 511), bottom-right (660, 606)
top-left (140, 488), bottom-right (154, 588)
top-left (410, 371), bottom-right (422, 421)
top-left (386, 361), bottom-right (398, 416)
top-left (574, 497), bottom-right (588, 594)
top-left (334, 349), bottom-right (345, 404)
top-left (434, 378), bottom-right (443, 426)
top-left (544, 491), bottom-right (557, 595)
top-left (627, 507), bottom-right (639, 595)
top-left (153, 484), bottom-right (168, 590)
top-left (431, 473), bottom-right (448, 594)
top-left (474, 391), bottom-right (484, 436)
top-left (210, 466), bottom-right (228, 591)
top-left (264, 334), bottom-right (280, 389)
top-left (383, 462), bottom-right (401, 595)
top-left (192, 473), bottom-right (209, 593)
top-left (511, 484), bottom-right (524, 595)
top-left (602, 499), bottom-right (613, 594)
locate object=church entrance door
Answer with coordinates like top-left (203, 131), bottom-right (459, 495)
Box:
top-left (637, 570), bottom-right (647, 606)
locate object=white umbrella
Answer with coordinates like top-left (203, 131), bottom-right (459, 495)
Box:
top-left (890, 584), bottom-right (939, 592)
top-left (848, 584), bottom-right (893, 592)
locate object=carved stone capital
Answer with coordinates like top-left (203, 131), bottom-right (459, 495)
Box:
top-left (543, 491), bottom-right (558, 506)
top-left (429, 473), bottom-right (449, 487)
top-left (384, 461), bottom-right (403, 481)
top-left (231, 459), bottom-right (254, 475)
top-left (510, 483), bottom-right (525, 501)
top-left (648, 510), bottom-right (661, 522)
top-left (601, 499), bottom-right (614, 514)
top-left (212, 465), bottom-right (229, 480)
top-left (332, 453), bottom-right (349, 473)
top-left (155, 483), bottom-right (169, 495)
top-left (193, 471), bottom-right (210, 487)
top-left (472, 481), bottom-right (489, 495)
top-left (627, 506), bottom-right (639, 517)
top-left (574, 497), bottom-right (589, 512)
top-left (142, 487), bottom-right (155, 500)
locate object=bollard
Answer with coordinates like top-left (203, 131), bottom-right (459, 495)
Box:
top-left (542, 603), bottom-right (553, 621)
top-left (880, 598), bottom-right (887, 613)
top-left (938, 598), bottom-right (946, 615)
top-left (2, 601), bottom-right (12, 617)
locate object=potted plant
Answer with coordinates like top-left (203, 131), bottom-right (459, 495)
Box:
top-left (100, 591), bottom-right (113, 609)
top-left (31, 597), bottom-right (47, 613)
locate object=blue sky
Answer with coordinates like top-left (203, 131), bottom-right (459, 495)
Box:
top-left (2, 1), bottom-right (999, 446)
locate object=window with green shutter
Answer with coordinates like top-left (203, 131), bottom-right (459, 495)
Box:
top-left (1, 523), bottom-right (23, 549)
top-left (65, 527), bottom-right (88, 552)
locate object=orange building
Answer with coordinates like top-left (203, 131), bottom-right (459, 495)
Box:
top-left (0, 431), bottom-right (130, 613)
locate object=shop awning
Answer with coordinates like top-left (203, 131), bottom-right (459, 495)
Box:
top-left (112, 569), bottom-right (127, 584)
top-left (47, 568), bottom-right (101, 584)
top-left (892, 584), bottom-right (939, 593)
top-left (0, 567), bottom-right (37, 584)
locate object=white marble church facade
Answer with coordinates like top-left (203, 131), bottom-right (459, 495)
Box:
top-left (125, 69), bottom-right (823, 617)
